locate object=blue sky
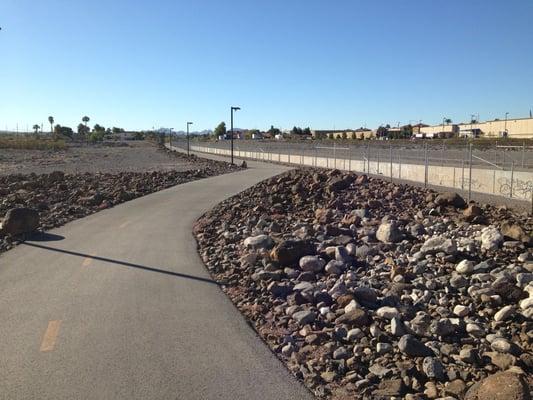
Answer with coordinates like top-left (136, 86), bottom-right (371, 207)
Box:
top-left (1, 0), bottom-right (532, 132)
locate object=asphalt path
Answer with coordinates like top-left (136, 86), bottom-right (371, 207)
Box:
top-left (0, 156), bottom-right (313, 399)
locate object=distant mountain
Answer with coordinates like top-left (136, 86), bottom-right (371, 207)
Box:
top-left (174, 129), bottom-right (213, 136)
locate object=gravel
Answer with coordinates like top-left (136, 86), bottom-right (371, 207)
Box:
top-left (194, 168), bottom-right (532, 399)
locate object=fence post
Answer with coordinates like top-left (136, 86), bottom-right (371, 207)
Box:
top-left (333, 142), bottom-right (337, 169)
top-left (510, 161), bottom-right (514, 198)
top-left (399, 149), bottom-right (402, 179)
top-left (377, 146), bottom-right (380, 174)
top-left (493, 168), bottom-right (496, 194)
top-left (389, 144), bottom-right (393, 182)
top-left (461, 159), bottom-right (465, 191)
top-left (468, 143), bottom-right (473, 201)
top-left (424, 143), bottom-right (428, 188)
top-left (522, 141), bottom-right (526, 168)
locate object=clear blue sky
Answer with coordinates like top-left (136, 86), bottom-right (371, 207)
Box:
top-left (1, 0), bottom-right (532, 132)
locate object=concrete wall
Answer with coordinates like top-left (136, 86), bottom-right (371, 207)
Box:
top-left (187, 144), bottom-right (533, 202)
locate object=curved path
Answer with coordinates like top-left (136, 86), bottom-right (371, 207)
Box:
top-left (0, 157), bottom-right (312, 399)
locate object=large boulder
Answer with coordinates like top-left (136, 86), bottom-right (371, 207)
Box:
top-left (270, 240), bottom-right (315, 266)
top-left (464, 371), bottom-right (531, 400)
top-left (1, 208), bottom-right (39, 235)
top-left (501, 221), bottom-right (531, 244)
top-left (434, 192), bottom-right (466, 208)
top-left (376, 221), bottom-right (403, 243)
top-left (481, 226), bottom-right (503, 251)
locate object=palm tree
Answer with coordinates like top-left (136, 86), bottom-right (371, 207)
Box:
top-left (82, 115), bottom-right (90, 127)
top-left (32, 124), bottom-right (40, 134)
top-left (48, 116), bottom-right (54, 137)
top-left (444, 118), bottom-right (452, 125)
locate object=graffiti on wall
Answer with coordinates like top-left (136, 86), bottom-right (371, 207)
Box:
top-left (498, 177), bottom-right (533, 199)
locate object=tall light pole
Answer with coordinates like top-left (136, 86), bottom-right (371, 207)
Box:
top-left (504, 112), bottom-right (509, 136)
top-left (187, 121), bottom-right (193, 156)
top-left (169, 128), bottom-right (173, 148)
top-left (230, 106), bottom-right (240, 164)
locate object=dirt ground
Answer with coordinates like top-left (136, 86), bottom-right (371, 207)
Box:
top-left (0, 141), bottom-right (195, 175)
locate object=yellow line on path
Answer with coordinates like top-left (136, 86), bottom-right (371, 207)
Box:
top-left (82, 256), bottom-right (93, 267)
top-left (119, 221), bottom-right (131, 229)
top-left (40, 320), bottom-right (62, 352)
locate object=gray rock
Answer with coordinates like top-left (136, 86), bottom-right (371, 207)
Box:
top-left (333, 346), bottom-right (349, 359)
top-left (391, 317), bottom-right (406, 336)
top-left (376, 221), bottom-right (403, 243)
top-left (398, 334), bottom-right (433, 357)
top-left (292, 310), bottom-right (316, 325)
top-left (299, 255), bottom-right (325, 272)
top-left (422, 357), bottom-right (446, 381)
top-left (1, 207), bottom-right (39, 235)
top-left (480, 226), bottom-right (503, 251)
top-left (324, 260), bottom-right (343, 275)
top-left (459, 347), bottom-right (479, 364)
top-left (243, 234), bottom-right (273, 250)
top-left (335, 309), bottom-right (370, 327)
top-left (335, 246), bottom-right (352, 263)
top-left (421, 236), bottom-right (457, 255)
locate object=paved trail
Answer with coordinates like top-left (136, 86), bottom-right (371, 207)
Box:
top-left (0, 157), bottom-right (312, 399)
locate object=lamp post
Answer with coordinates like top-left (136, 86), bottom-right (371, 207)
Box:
top-left (187, 121), bottom-right (193, 156)
top-left (230, 106), bottom-right (241, 164)
top-left (504, 112), bottom-right (509, 136)
top-left (169, 128), bottom-right (173, 148)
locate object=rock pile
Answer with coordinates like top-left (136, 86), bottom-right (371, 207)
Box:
top-left (194, 169), bottom-right (532, 399)
top-left (0, 157), bottom-right (239, 253)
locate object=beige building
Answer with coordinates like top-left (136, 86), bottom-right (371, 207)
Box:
top-left (458, 117), bottom-right (533, 139)
top-left (420, 124), bottom-right (459, 138)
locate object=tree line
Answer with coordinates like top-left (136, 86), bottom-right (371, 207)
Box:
top-left (32, 115), bottom-right (128, 143)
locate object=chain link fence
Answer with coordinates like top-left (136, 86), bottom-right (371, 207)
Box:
top-left (171, 139), bottom-right (533, 208)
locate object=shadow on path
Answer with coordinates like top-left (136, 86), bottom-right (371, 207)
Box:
top-left (23, 242), bottom-right (218, 285)
top-left (27, 232), bottom-right (66, 242)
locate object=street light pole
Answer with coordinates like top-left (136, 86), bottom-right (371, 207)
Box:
top-left (504, 112), bottom-right (509, 136)
top-left (187, 122), bottom-right (193, 156)
top-left (230, 106), bottom-right (240, 165)
top-left (169, 128), bottom-right (173, 148)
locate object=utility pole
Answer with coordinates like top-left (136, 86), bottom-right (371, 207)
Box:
top-left (230, 106), bottom-right (241, 165)
top-left (504, 112), bottom-right (509, 137)
top-left (187, 122), bottom-right (193, 156)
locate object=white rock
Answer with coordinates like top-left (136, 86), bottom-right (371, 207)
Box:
top-left (299, 255), bottom-right (325, 272)
top-left (494, 305), bottom-right (515, 322)
top-left (347, 328), bottom-right (364, 341)
top-left (519, 297), bottom-right (533, 310)
top-left (376, 343), bottom-right (392, 354)
top-left (453, 305), bottom-right (469, 317)
top-left (243, 234), bottom-right (273, 249)
top-left (491, 338), bottom-right (512, 353)
top-left (376, 306), bottom-right (400, 320)
top-left (456, 260), bottom-right (474, 274)
top-left (466, 323), bottom-right (484, 336)
top-left (344, 299), bottom-right (359, 314)
top-left (480, 226), bottom-right (503, 250)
